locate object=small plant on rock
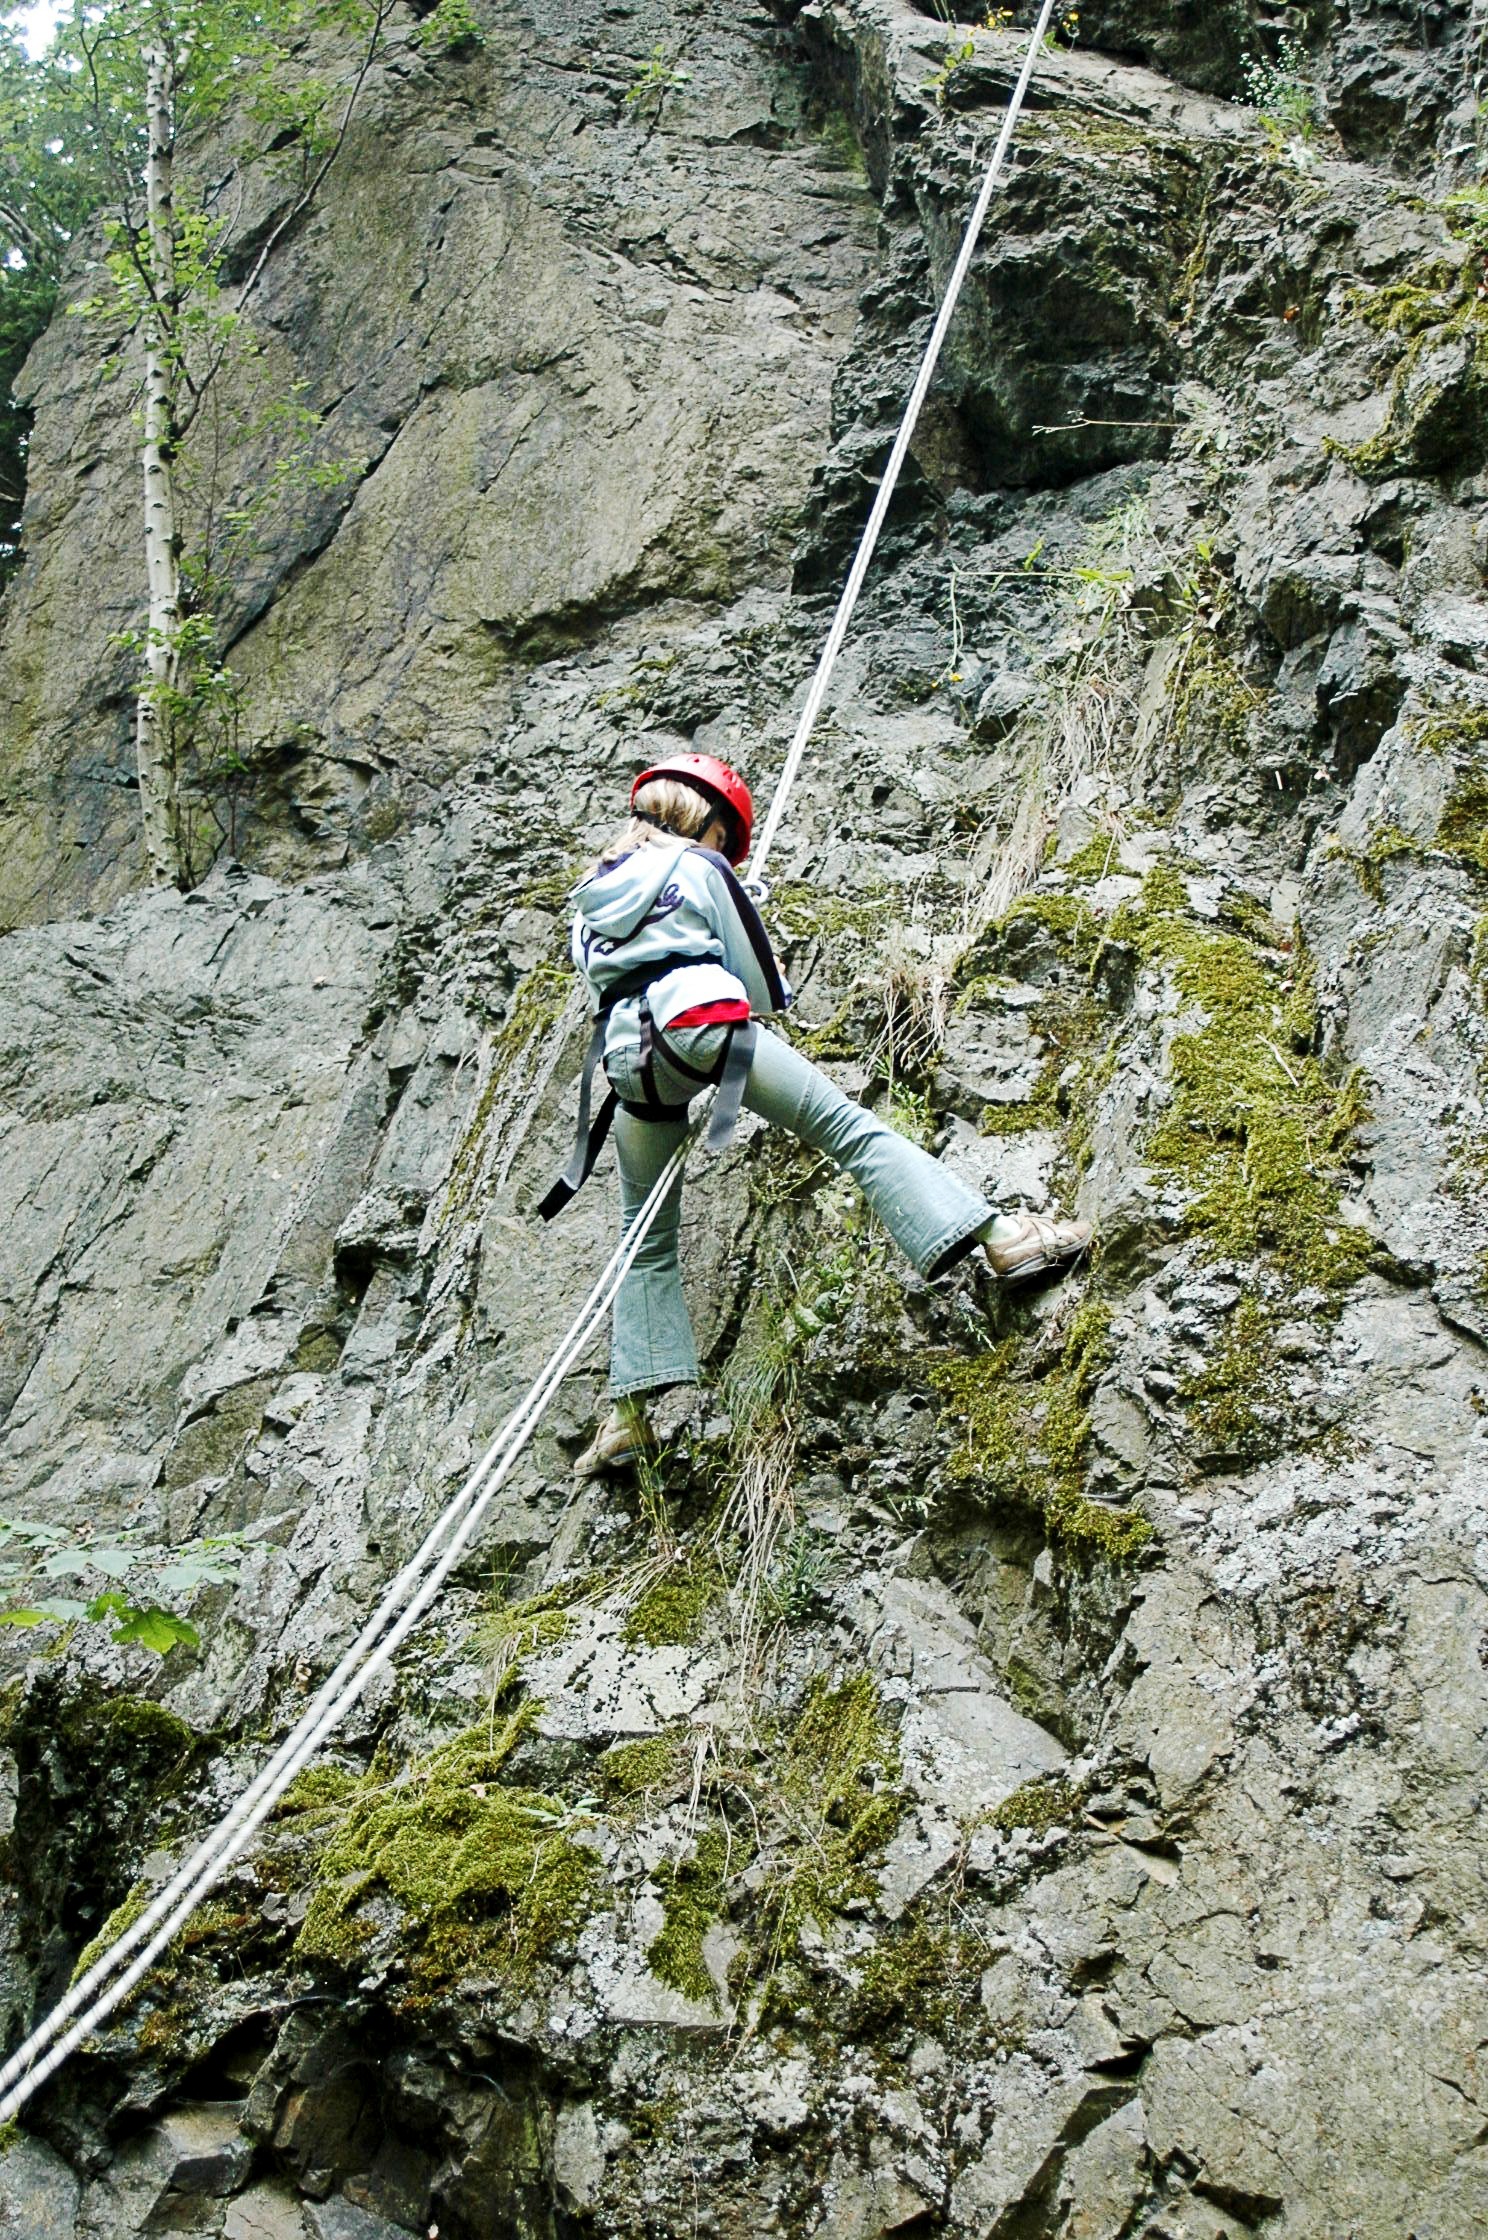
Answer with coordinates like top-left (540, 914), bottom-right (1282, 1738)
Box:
top-left (924, 37), bottom-right (976, 106)
top-left (1242, 36), bottom-right (1324, 151)
top-left (410, 0), bottom-right (481, 53)
top-left (624, 43), bottom-right (689, 114)
top-left (0, 1517), bottom-right (245, 1654)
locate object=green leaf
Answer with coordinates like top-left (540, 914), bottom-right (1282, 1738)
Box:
top-left (156, 1555), bottom-right (234, 1593)
top-left (108, 1606), bottom-right (199, 1656)
top-left (88, 1545), bottom-right (136, 1580)
top-left (0, 1518), bottom-right (66, 1548)
top-left (40, 1546), bottom-right (134, 1580)
top-left (0, 1597), bottom-right (87, 1625)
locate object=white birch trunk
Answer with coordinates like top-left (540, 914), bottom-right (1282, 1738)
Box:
top-left (135, 36), bottom-right (184, 888)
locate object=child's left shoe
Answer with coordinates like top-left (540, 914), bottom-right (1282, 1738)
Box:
top-left (573, 1398), bottom-right (658, 1479)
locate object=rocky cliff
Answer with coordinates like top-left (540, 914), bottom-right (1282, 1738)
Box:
top-left (0, 2), bottom-right (1486, 2236)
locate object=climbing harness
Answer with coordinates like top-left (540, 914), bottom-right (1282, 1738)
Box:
top-left (539, 842), bottom-right (783, 1218)
top-left (0, 0), bottom-right (1057, 2127)
top-left (536, 957), bottom-right (758, 1220)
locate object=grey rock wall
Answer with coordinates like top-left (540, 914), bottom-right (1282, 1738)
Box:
top-left (0, 2), bottom-right (1485, 2236)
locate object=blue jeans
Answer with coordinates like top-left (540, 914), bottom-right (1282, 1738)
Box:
top-left (604, 1024), bottom-right (995, 1398)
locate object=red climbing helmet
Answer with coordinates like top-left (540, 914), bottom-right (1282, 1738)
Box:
top-left (631, 752), bottom-right (754, 865)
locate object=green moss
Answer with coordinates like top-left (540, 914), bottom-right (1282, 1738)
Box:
top-left (787, 995), bottom-right (862, 1066)
top-left (1329, 824), bottom-right (1420, 903)
top-left (1171, 651), bottom-right (1261, 761)
top-left (600, 1733), bottom-right (683, 1798)
top-left (1414, 704), bottom-right (1488, 759)
top-left (1472, 915), bottom-right (1488, 991)
top-left (757, 1675), bottom-right (905, 1963)
top-left (988, 1775), bottom-right (1083, 1836)
top-left (847, 1917), bottom-right (978, 2038)
top-left (816, 106), bottom-right (867, 176)
top-left (980, 1082), bottom-right (1061, 1137)
top-left (292, 1325), bottom-right (343, 1374)
top-left (60, 1695), bottom-right (189, 1755)
top-left (960, 879), bottom-right (1130, 1149)
top-left (359, 797), bottom-right (405, 847)
top-left (1107, 888), bottom-right (1372, 1295)
top-left (648, 1825), bottom-right (730, 2004)
top-left (175, 1897), bottom-right (258, 1951)
top-left (515, 864), bottom-right (584, 915)
top-left (1061, 833), bottom-right (1124, 884)
top-left (981, 984), bottom-right (1112, 1149)
top-left (771, 882), bottom-right (884, 949)
top-left (1037, 108), bottom-right (1153, 159)
top-left (623, 2092), bottom-right (681, 2149)
top-left (933, 1298), bottom-right (1151, 1562)
top-left (480, 1581), bottom-right (582, 1670)
top-left (291, 1710), bottom-right (599, 1984)
top-left (998, 890), bottom-right (1103, 958)
top-left (624, 1557), bottom-right (720, 1649)
top-left (137, 2004), bottom-right (195, 2057)
top-left (1178, 1295), bottom-right (1295, 1466)
top-left (1437, 764), bottom-right (1488, 873)
top-left (1332, 259), bottom-right (1488, 478)
top-left (272, 1763), bottom-right (361, 1820)
top-left (1141, 859), bottom-right (1191, 915)
top-left (72, 1883), bottom-right (149, 1983)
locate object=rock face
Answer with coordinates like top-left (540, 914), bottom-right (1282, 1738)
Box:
top-left (0, 2), bottom-right (1486, 2236)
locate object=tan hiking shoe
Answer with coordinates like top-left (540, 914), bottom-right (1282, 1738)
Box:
top-left (572, 1400), bottom-right (658, 1479)
top-left (982, 1212), bottom-right (1093, 1285)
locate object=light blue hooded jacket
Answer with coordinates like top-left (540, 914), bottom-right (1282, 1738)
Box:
top-left (570, 841), bottom-right (791, 1097)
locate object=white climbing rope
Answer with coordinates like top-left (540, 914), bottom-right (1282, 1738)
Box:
top-left (0, 1118), bottom-right (706, 2124)
top-left (750, 0), bottom-right (1057, 880)
top-left (0, 0), bottom-right (1056, 2122)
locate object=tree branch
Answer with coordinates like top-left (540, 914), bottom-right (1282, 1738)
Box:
top-left (236, 0), bottom-right (393, 315)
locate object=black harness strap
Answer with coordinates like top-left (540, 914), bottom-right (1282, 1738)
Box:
top-left (636, 1000), bottom-right (673, 1117)
top-left (646, 1018), bottom-right (722, 1087)
top-left (538, 956), bottom-right (711, 1222)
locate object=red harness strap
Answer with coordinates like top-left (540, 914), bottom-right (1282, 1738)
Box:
top-left (665, 998), bottom-right (750, 1030)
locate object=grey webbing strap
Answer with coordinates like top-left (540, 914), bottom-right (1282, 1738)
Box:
top-left (705, 1020), bottom-right (757, 1152)
top-left (537, 1018), bottom-right (616, 1222)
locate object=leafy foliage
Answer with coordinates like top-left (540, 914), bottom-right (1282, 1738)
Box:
top-left (0, 1516), bottom-right (245, 1654)
top-left (1241, 34), bottom-right (1324, 149)
top-left (0, 10), bottom-right (112, 576)
top-left (624, 42), bottom-right (688, 114)
top-left (3, 0), bottom-right (392, 877)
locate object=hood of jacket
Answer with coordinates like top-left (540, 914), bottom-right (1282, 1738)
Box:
top-left (571, 842), bottom-right (688, 942)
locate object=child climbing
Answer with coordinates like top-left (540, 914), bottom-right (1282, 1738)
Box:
top-left (541, 752), bottom-right (1092, 1476)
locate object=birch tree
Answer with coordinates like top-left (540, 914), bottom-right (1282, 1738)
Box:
top-left (58, 0), bottom-right (392, 885)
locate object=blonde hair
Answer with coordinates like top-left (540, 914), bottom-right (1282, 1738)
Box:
top-left (594, 776), bottom-right (721, 870)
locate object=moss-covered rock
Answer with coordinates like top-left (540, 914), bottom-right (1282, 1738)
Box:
top-left (933, 1296), bottom-right (1153, 1562)
top-left (288, 1710), bottom-right (600, 1984)
top-left (1110, 874), bottom-right (1372, 1294)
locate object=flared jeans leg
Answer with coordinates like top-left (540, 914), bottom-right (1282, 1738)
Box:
top-left (606, 1027), bottom-right (997, 1398)
top-left (609, 1106), bottom-right (697, 1398)
top-left (740, 1028), bottom-right (994, 1280)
